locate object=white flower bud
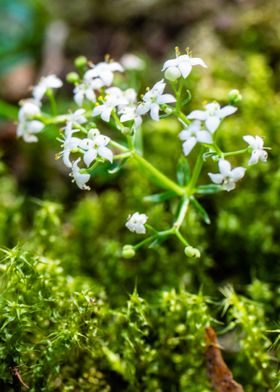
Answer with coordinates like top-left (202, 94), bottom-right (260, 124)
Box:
top-left (164, 66), bottom-right (181, 81)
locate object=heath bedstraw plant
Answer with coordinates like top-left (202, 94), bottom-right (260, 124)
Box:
top-left (16, 48), bottom-right (269, 258)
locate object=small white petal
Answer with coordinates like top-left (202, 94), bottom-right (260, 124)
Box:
top-left (182, 137), bottom-right (197, 156)
top-left (157, 93), bottom-right (176, 104)
top-left (178, 62), bottom-right (192, 78)
top-left (85, 89), bottom-right (96, 103)
top-left (71, 159), bottom-right (90, 190)
top-left (196, 131), bottom-right (212, 144)
top-left (187, 110), bottom-right (207, 121)
top-left (74, 90), bottom-right (84, 106)
top-left (223, 181), bottom-right (236, 192)
top-left (101, 106), bottom-right (113, 122)
top-left (150, 104), bottom-right (160, 121)
top-left (243, 135), bottom-right (256, 147)
top-left (231, 167), bottom-right (246, 181)
top-left (83, 149), bottom-right (98, 167)
top-left (190, 57), bottom-right (207, 68)
top-left (219, 105), bottom-right (237, 118)
top-left (208, 173), bottom-right (224, 184)
top-left (100, 70), bottom-right (113, 86)
top-left (93, 106), bottom-right (103, 117)
top-left (98, 146), bottom-right (113, 162)
top-left (218, 159), bottom-right (231, 176)
top-left (179, 130), bottom-right (191, 141)
top-left (162, 59), bottom-right (178, 71)
top-left (205, 116), bottom-right (220, 133)
top-left (136, 102), bottom-right (150, 116)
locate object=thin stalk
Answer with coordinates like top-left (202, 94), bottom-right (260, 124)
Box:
top-left (175, 80), bottom-right (183, 112)
top-left (43, 114), bottom-right (68, 125)
top-left (223, 148), bottom-right (248, 157)
top-left (177, 110), bottom-right (190, 125)
top-left (134, 235), bottom-right (156, 250)
top-left (113, 152), bottom-right (132, 160)
top-left (47, 90), bottom-right (57, 116)
top-left (187, 147), bottom-right (205, 195)
top-left (173, 197), bottom-right (190, 229)
top-left (174, 230), bottom-right (189, 246)
top-left (109, 140), bottom-right (129, 153)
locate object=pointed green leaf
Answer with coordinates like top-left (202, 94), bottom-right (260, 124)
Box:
top-left (144, 191), bottom-right (177, 203)
top-left (190, 197), bottom-right (210, 224)
top-left (195, 184), bottom-right (223, 195)
top-left (177, 157), bottom-right (191, 186)
top-left (148, 235), bottom-right (168, 248)
top-left (108, 159), bottom-right (128, 174)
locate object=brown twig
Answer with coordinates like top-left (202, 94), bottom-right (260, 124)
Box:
top-left (205, 326), bottom-right (244, 392)
top-left (10, 366), bottom-right (29, 391)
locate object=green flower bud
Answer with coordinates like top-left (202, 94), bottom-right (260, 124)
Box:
top-left (164, 66), bottom-right (181, 82)
top-left (66, 72), bottom-right (80, 84)
top-left (184, 246), bottom-right (201, 258)
top-left (74, 56), bottom-right (88, 70)
top-left (122, 245), bottom-right (135, 259)
top-left (228, 89), bottom-right (242, 105)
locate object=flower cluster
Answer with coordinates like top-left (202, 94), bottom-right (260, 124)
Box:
top-left (16, 48), bottom-right (269, 256)
top-left (17, 100), bottom-right (44, 143)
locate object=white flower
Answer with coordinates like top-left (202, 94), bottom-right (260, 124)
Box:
top-left (126, 212), bottom-right (148, 234)
top-left (120, 54), bottom-right (145, 70)
top-left (179, 120), bottom-right (212, 156)
top-left (85, 61), bottom-right (123, 86)
top-left (137, 80), bottom-right (176, 121)
top-left (79, 129), bottom-right (113, 167)
top-left (188, 103), bottom-right (237, 133)
top-left (119, 106), bottom-right (142, 129)
top-left (117, 88), bottom-right (142, 129)
top-left (33, 74), bottom-right (63, 102)
top-left (63, 136), bottom-right (81, 168)
top-left (93, 87), bottom-right (127, 122)
top-left (18, 100), bottom-right (41, 121)
top-left (73, 78), bottom-right (103, 106)
top-left (162, 54), bottom-right (207, 80)
top-left (243, 135), bottom-right (268, 165)
top-left (17, 120), bottom-right (44, 143)
top-left (65, 109), bottom-right (87, 137)
top-left (208, 159), bottom-right (245, 192)
top-left (17, 100), bottom-right (44, 142)
top-left (71, 158), bottom-right (91, 190)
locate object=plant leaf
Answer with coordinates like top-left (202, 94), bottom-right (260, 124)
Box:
top-left (196, 184), bottom-right (223, 195)
top-left (191, 197), bottom-right (210, 224)
top-left (177, 157), bottom-right (191, 186)
top-left (144, 191), bottom-right (177, 203)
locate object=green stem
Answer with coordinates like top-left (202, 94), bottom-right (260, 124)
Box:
top-left (175, 80), bottom-right (183, 112)
top-left (113, 152), bottom-right (132, 160)
top-left (109, 140), bottom-right (129, 153)
top-left (47, 90), bottom-right (57, 116)
top-left (133, 126), bottom-right (143, 155)
top-left (177, 110), bottom-right (190, 125)
top-left (224, 148), bottom-right (248, 157)
top-left (134, 235), bottom-right (156, 250)
top-left (132, 152), bottom-right (185, 196)
top-left (187, 147), bottom-right (205, 195)
top-left (174, 230), bottom-right (189, 246)
top-left (126, 134), bottom-right (134, 150)
top-left (173, 197), bottom-right (190, 229)
top-left (42, 114), bottom-right (68, 125)
top-left (112, 111), bottom-right (126, 132)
